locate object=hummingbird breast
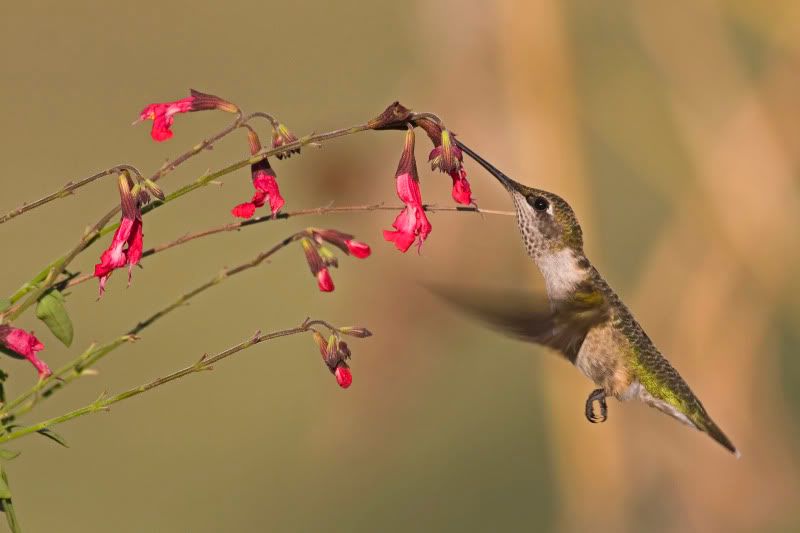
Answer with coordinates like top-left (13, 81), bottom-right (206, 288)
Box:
top-left (574, 322), bottom-right (635, 398)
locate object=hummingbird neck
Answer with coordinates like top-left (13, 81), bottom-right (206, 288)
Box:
top-left (533, 248), bottom-right (591, 301)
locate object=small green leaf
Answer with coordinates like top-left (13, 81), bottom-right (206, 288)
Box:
top-left (0, 450), bottom-right (20, 462)
top-left (0, 370), bottom-right (7, 404)
top-left (36, 428), bottom-right (68, 448)
top-left (0, 468), bottom-right (11, 500)
top-left (35, 291), bottom-right (74, 347)
top-left (0, 299), bottom-right (10, 313)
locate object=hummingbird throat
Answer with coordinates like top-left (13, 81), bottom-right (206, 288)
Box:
top-left (534, 248), bottom-right (591, 301)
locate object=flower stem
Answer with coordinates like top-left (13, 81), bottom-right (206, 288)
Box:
top-left (0, 165), bottom-right (144, 225)
top-left (61, 203), bottom-right (514, 290)
top-left (1, 231), bottom-right (307, 420)
top-left (0, 336), bottom-right (138, 421)
top-left (0, 321), bottom-right (322, 445)
top-left (0, 121), bottom-right (371, 323)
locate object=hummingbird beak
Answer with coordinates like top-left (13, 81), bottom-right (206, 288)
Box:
top-left (455, 140), bottom-right (527, 194)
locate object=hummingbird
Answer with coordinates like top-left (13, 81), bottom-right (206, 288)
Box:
top-left (432, 139), bottom-right (738, 456)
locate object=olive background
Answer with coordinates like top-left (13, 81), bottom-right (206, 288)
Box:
top-left (1, 1), bottom-right (799, 531)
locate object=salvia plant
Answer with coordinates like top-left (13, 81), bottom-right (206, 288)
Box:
top-left (0, 90), bottom-right (508, 530)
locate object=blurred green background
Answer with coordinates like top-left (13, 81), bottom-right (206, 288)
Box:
top-left (2, 0), bottom-right (800, 531)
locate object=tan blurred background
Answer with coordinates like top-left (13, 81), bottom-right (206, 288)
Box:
top-left (1, 0), bottom-right (799, 531)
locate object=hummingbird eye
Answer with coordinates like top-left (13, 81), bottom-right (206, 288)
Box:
top-left (529, 195), bottom-right (549, 212)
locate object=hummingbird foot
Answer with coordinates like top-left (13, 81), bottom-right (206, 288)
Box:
top-left (585, 388), bottom-right (608, 423)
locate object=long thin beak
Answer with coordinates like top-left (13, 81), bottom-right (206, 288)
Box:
top-left (456, 139), bottom-right (526, 193)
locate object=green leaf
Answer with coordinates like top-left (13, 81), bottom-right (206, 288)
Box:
top-left (0, 466), bottom-right (21, 532)
top-left (36, 428), bottom-right (68, 448)
top-left (0, 450), bottom-right (20, 462)
top-left (0, 467), bottom-right (11, 500)
top-left (35, 291), bottom-right (74, 347)
top-left (0, 370), bottom-right (7, 404)
top-left (0, 299), bottom-right (10, 313)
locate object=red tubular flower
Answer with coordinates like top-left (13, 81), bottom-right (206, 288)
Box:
top-left (425, 126), bottom-right (474, 206)
top-left (231, 160), bottom-right (285, 218)
top-left (346, 240), bottom-right (371, 258)
top-left (383, 128), bottom-right (432, 253)
top-left (317, 268), bottom-right (335, 292)
top-left (301, 238), bottom-right (336, 293)
top-left (136, 89), bottom-right (239, 142)
top-left (0, 325), bottom-right (50, 378)
top-left (334, 365), bottom-right (352, 388)
top-left (450, 168), bottom-right (473, 205)
top-left (94, 173), bottom-right (145, 296)
top-left (94, 217), bottom-right (144, 296)
top-left (311, 229), bottom-right (372, 259)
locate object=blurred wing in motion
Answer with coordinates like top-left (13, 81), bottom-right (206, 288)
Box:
top-left (426, 283), bottom-right (610, 363)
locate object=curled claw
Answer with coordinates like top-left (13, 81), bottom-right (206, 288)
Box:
top-left (585, 388), bottom-right (608, 424)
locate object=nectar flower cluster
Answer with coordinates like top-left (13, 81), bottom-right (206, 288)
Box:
top-left (383, 128), bottom-right (432, 253)
top-left (0, 325), bottom-right (50, 378)
top-left (301, 230), bottom-right (371, 292)
top-left (427, 127), bottom-right (473, 206)
top-left (136, 89), bottom-right (239, 142)
top-left (313, 331), bottom-right (353, 388)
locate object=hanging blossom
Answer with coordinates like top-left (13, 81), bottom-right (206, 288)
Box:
top-left (0, 325), bottom-right (50, 379)
top-left (94, 173), bottom-right (149, 297)
top-left (422, 121), bottom-right (474, 206)
top-left (232, 126), bottom-right (285, 219)
top-left (135, 89), bottom-right (239, 142)
top-left (300, 229), bottom-right (371, 292)
top-left (301, 238), bottom-right (335, 292)
top-left (383, 127), bottom-right (432, 253)
top-left (312, 331), bottom-right (353, 389)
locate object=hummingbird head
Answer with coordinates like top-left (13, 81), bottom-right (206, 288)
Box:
top-left (457, 141), bottom-right (584, 259)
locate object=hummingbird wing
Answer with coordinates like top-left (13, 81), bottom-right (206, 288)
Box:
top-left (426, 283), bottom-right (610, 363)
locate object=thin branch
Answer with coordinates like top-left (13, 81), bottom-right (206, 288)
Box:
top-left (62, 203), bottom-right (514, 290)
top-left (0, 320), bottom-right (325, 445)
top-left (1, 120), bottom-right (371, 323)
top-left (1, 231), bottom-right (307, 420)
top-left (126, 231), bottom-right (305, 336)
top-left (0, 164), bottom-right (144, 225)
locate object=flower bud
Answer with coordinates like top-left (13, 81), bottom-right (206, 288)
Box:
top-left (117, 173), bottom-right (138, 220)
top-left (312, 229), bottom-right (371, 259)
top-left (368, 101), bottom-right (414, 130)
top-left (338, 326), bottom-right (373, 338)
top-left (188, 89), bottom-right (240, 114)
top-left (334, 364), bottom-right (352, 388)
top-left (272, 123), bottom-right (300, 159)
top-left (317, 269), bottom-right (335, 292)
top-left (312, 330), bottom-right (328, 358)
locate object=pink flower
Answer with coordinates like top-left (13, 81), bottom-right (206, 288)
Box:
top-left (383, 129), bottom-right (432, 253)
top-left (317, 269), bottom-right (335, 292)
top-left (0, 326), bottom-right (50, 378)
top-left (450, 168), bottom-right (473, 205)
top-left (301, 238), bottom-right (337, 293)
top-left (345, 240), bottom-right (371, 258)
top-left (334, 366), bottom-right (352, 388)
top-left (94, 216), bottom-right (144, 296)
top-left (427, 128), bottom-right (474, 206)
top-left (311, 229), bottom-right (372, 259)
top-left (231, 159), bottom-right (284, 219)
top-left (136, 89), bottom-right (239, 142)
